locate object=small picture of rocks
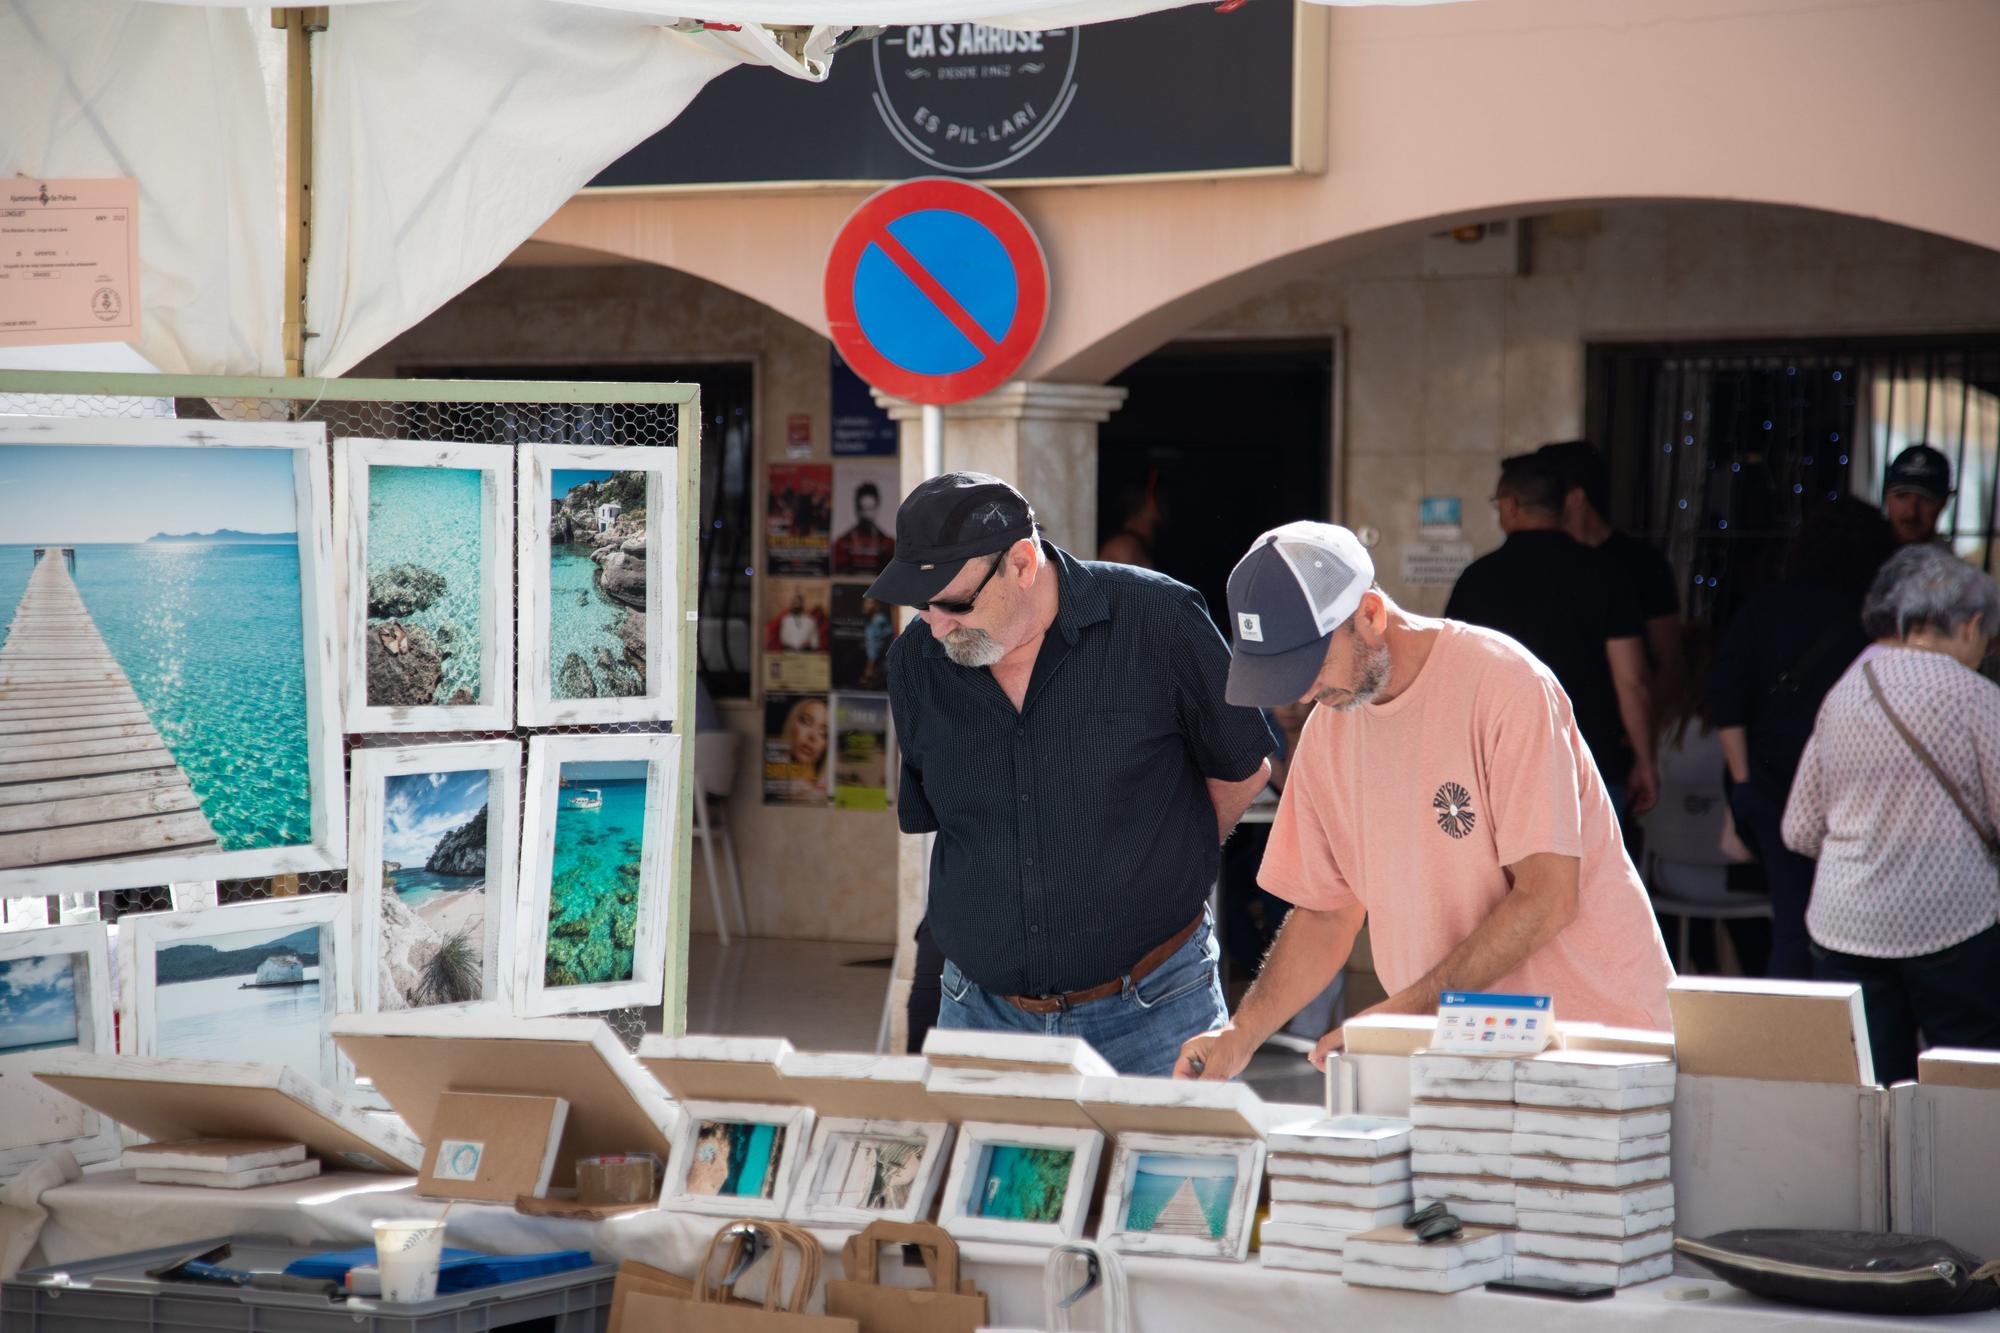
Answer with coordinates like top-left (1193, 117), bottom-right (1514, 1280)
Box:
top-left (365, 464), bottom-right (489, 709)
top-left (377, 768), bottom-right (492, 1009)
top-left (548, 469), bottom-right (647, 702)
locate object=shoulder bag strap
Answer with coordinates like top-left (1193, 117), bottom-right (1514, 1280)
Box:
top-left (1864, 660), bottom-right (2000, 862)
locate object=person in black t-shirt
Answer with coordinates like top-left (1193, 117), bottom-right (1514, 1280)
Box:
top-left (1448, 452), bottom-right (1658, 814)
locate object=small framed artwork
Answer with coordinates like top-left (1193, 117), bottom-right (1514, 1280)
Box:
top-left (666, 1101), bottom-right (815, 1218)
top-left (0, 922), bottom-right (121, 1177)
top-left (336, 438), bottom-right (514, 732)
top-left (0, 416), bottom-right (345, 897)
top-left (119, 894), bottom-right (353, 1091)
top-left (793, 1117), bottom-right (954, 1227)
top-left (348, 741), bottom-right (522, 1017)
top-left (1096, 1133), bottom-right (1265, 1261)
top-left (514, 733), bottom-right (679, 1016)
top-left (517, 444), bottom-right (677, 727)
top-left (938, 1121), bottom-right (1104, 1246)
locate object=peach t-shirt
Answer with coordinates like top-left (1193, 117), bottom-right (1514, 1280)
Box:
top-left (1259, 622), bottom-right (1674, 1030)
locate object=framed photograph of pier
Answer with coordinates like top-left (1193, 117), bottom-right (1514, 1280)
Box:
top-left (349, 741), bottom-right (522, 1018)
top-left (514, 732), bottom-right (679, 1016)
top-left (335, 438), bottom-right (515, 733)
top-left (517, 444), bottom-right (677, 727)
top-left (119, 894), bottom-right (354, 1092)
top-left (0, 921), bottom-right (121, 1178)
top-left (1096, 1133), bottom-right (1263, 1261)
top-left (0, 416), bottom-right (344, 898)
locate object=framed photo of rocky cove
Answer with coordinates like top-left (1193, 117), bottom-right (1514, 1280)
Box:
top-left (0, 922), bottom-right (121, 1178)
top-left (517, 444), bottom-right (677, 727)
top-left (336, 438), bottom-right (514, 733)
top-left (515, 733), bottom-right (679, 1016)
top-left (937, 1121), bottom-right (1104, 1246)
top-left (665, 1100), bottom-right (815, 1219)
top-left (0, 416), bottom-right (344, 897)
top-left (348, 742), bottom-right (522, 1018)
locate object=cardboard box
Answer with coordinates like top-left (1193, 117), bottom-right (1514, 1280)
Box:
top-left (1667, 977), bottom-right (1873, 1086)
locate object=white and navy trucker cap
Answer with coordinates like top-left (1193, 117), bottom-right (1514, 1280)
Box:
top-left (1224, 521), bottom-right (1375, 707)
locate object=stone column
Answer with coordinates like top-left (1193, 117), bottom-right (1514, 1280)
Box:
top-left (871, 380), bottom-right (1128, 1051)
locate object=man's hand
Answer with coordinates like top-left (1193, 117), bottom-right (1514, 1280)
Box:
top-left (1314, 989), bottom-right (1438, 1069)
top-left (1626, 756), bottom-right (1659, 815)
top-left (1174, 1026), bottom-right (1253, 1081)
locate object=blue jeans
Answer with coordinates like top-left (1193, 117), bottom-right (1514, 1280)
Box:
top-left (936, 911), bottom-right (1228, 1077)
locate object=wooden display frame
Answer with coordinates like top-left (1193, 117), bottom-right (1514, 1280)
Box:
top-left (937, 1119), bottom-right (1103, 1247)
top-left (664, 1099), bottom-right (816, 1219)
top-left (1096, 1131), bottom-right (1264, 1262)
top-left (637, 1033), bottom-right (796, 1106)
top-left (791, 1116), bottom-right (954, 1228)
top-left (0, 922), bottom-right (120, 1177)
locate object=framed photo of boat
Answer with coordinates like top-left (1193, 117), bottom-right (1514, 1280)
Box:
top-left (348, 741), bottom-right (522, 1018)
top-left (335, 437), bottom-right (515, 733)
top-left (514, 732), bottom-right (680, 1016)
top-left (517, 443), bottom-right (677, 727)
top-left (119, 894), bottom-right (355, 1092)
top-left (0, 416), bottom-right (344, 897)
top-left (0, 921), bottom-right (122, 1178)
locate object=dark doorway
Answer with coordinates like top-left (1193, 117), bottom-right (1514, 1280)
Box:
top-left (1098, 339), bottom-right (1333, 629)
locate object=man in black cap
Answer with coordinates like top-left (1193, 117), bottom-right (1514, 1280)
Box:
top-left (874, 471), bottom-right (1278, 1076)
top-left (1883, 443), bottom-right (1953, 546)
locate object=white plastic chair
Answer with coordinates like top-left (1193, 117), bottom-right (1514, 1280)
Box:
top-left (692, 731), bottom-right (751, 946)
top-left (1638, 750), bottom-right (1772, 970)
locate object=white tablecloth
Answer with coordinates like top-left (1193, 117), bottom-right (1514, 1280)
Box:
top-left (25, 1172), bottom-right (1983, 1330)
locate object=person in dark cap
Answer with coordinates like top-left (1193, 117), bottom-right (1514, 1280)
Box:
top-left (1883, 443), bottom-right (1953, 546)
top-left (874, 471), bottom-right (1277, 1076)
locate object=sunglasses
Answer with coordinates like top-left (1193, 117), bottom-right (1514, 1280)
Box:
top-left (917, 551), bottom-right (1007, 616)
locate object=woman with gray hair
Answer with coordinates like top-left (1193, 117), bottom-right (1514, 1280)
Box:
top-left (1783, 543), bottom-right (2000, 1084)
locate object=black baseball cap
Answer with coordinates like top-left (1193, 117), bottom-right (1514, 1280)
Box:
top-left (1886, 444), bottom-right (1952, 502)
top-left (865, 471), bottom-right (1037, 607)
top-left (1224, 521), bottom-right (1375, 707)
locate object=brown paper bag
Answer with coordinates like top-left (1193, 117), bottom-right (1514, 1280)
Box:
top-left (826, 1221), bottom-right (988, 1333)
top-left (608, 1259), bottom-right (695, 1333)
top-left (667, 1220), bottom-right (859, 1333)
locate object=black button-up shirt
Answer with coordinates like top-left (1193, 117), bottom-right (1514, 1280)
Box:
top-left (889, 545), bottom-right (1278, 996)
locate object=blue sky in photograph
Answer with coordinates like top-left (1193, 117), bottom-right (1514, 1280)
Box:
top-left (1133, 1153), bottom-right (1239, 1179)
top-left (558, 759), bottom-right (649, 783)
top-left (0, 444), bottom-right (297, 545)
top-left (384, 769), bottom-right (491, 865)
top-left (553, 469), bottom-right (618, 503)
top-left (0, 954), bottom-right (80, 1052)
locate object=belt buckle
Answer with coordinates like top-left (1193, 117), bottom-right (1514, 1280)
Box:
top-left (1035, 992), bottom-right (1070, 1014)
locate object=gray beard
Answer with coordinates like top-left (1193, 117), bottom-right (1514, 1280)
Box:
top-left (942, 627), bottom-right (1005, 668)
top-left (1319, 643), bottom-right (1391, 711)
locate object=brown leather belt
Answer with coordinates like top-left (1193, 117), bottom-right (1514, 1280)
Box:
top-left (1001, 911), bottom-right (1205, 1015)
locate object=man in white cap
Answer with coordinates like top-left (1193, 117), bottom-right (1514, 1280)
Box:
top-left (1175, 523), bottom-right (1674, 1079)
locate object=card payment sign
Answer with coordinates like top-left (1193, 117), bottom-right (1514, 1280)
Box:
top-left (1431, 991), bottom-right (1555, 1054)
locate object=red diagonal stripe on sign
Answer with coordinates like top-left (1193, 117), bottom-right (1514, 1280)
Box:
top-left (867, 226), bottom-right (1005, 361)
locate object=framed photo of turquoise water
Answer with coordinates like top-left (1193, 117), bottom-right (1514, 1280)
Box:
top-left (1095, 1133), bottom-right (1264, 1261)
top-left (348, 741), bottom-right (522, 1018)
top-left (0, 921), bottom-right (121, 1178)
top-left (514, 732), bottom-right (679, 1016)
top-left (119, 894), bottom-right (354, 1092)
top-left (0, 416), bottom-right (344, 898)
top-left (665, 1100), bottom-right (815, 1219)
top-left (517, 444), bottom-right (677, 727)
top-left (336, 438), bottom-right (514, 733)
top-left (937, 1120), bottom-right (1103, 1246)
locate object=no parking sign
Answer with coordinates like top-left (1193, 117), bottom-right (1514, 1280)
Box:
top-left (823, 178), bottom-right (1050, 407)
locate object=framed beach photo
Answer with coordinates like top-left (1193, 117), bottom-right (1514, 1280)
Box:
top-left (665, 1100), bottom-right (815, 1219)
top-left (1096, 1134), bottom-right (1264, 1261)
top-left (336, 438), bottom-right (514, 733)
top-left (348, 742), bottom-right (521, 1017)
top-left (515, 733), bottom-right (679, 1016)
top-left (0, 922), bottom-right (121, 1177)
top-left (119, 895), bottom-right (354, 1091)
top-left (517, 444), bottom-right (677, 727)
top-left (938, 1121), bottom-right (1104, 1246)
top-left (793, 1117), bottom-right (954, 1227)
top-left (0, 416), bottom-right (344, 897)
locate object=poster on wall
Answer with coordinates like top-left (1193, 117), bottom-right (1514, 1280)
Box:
top-left (763, 694), bottom-right (831, 806)
top-left (832, 695), bottom-right (891, 811)
top-left (763, 577), bottom-right (831, 693)
top-left (830, 584), bottom-right (895, 692)
top-left (830, 351), bottom-right (898, 457)
top-left (767, 464), bottom-right (832, 576)
top-left (831, 461), bottom-right (899, 576)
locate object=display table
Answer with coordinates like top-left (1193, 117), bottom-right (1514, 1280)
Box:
top-left (24, 1172), bottom-right (1981, 1330)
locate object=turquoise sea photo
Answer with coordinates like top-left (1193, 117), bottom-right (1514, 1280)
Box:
top-left (364, 464), bottom-right (489, 709)
top-left (974, 1144), bottom-right (1075, 1223)
top-left (547, 469), bottom-right (648, 701)
top-left (544, 759), bottom-right (648, 988)
top-left (0, 442), bottom-right (311, 869)
top-left (1122, 1153), bottom-right (1236, 1239)
top-left (688, 1120), bottom-right (786, 1198)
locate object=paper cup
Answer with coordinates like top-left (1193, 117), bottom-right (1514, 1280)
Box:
top-left (372, 1218), bottom-right (445, 1303)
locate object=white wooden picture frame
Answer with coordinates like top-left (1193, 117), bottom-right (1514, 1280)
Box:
top-left (938, 1120), bottom-right (1104, 1246)
top-left (515, 732), bottom-right (679, 1016)
top-left (517, 443), bottom-right (677, 727)
top-left (792, 1116), bottom-right (954, 1227)
top-left (119, 895), bottom-right (354, 1092)
top-left (0, 922), bottom-right (121, 1176)
top-left (335, 437), bottom-right (515, 733)
top-left (665, 1100), bottom-right (815, 1219)
top-left (348, 742), bottom-right (521, 1018)
top-left (0, 416), bottom-right (345, 897)
top-left (1096, 1132), bottom-right (1264, 1261)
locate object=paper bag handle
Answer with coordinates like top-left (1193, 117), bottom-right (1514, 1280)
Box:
top-left (840, 1220), bottom-right (961, 1293)
top-left (695, 1221), bottom-right (821, 1312)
